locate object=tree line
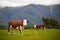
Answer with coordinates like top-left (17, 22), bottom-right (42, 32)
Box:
top-left (42, 17), bottom-right (60, 29)
top-left (0, 24), bottom-right (7, 29)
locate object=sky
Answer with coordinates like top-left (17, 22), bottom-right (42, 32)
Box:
top-left (0, 0), bottom-right (60, 7)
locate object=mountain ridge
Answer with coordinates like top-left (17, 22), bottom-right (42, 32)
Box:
top-left (0, 4), bottom-right (60, 26)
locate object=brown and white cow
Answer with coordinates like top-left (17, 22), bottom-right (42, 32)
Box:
top-left (34, 24), bottom-right (45, 30)
top-left (8, 19), bottom-right (28, 35)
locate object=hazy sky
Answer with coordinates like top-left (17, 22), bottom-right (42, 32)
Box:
top-left (0, 0), bottom-right (60, 7)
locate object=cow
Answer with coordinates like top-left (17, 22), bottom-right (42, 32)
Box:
top-left (34, 24), bottom-right (45, 30)
top-left (8, 19), bottom-right (28, 35)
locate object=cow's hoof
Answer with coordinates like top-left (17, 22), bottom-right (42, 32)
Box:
top-left (13, 33), bottom-right (16, 34)
top-left (8, 32), bottom-right (10, 35)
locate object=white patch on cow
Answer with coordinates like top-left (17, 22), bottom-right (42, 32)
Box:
top-left (23, 19), bottom-right (27, 26)
top-left (16, 26), bottom-right (18, 29)
top-left (20, 26), bottom-right (22, 30)
top-left (10, 25), bottom-right (12, 28)
top-left (34, 25), bottom-right (36, 28)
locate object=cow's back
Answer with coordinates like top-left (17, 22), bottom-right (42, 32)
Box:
top-left (36, 24), bottom-right (44, 28)
top-left (8, 20), bottom-right (23, 28)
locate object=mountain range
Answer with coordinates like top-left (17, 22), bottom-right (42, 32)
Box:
top-left (0, 4), bottom-right (60, 26)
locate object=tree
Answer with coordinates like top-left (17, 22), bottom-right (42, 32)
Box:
top-left (42, 17), bottom-right (59, 29)
top-left (42, 17), bottom-right (51, 28)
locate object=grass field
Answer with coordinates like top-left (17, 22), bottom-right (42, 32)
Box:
top-left (0, 29), bottom-right (60, 40)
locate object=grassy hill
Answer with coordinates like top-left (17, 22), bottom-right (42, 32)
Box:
top-left (0, 29), bottom-right (60, 40)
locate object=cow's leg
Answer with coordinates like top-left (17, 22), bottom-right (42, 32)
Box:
top-left (22, 27), bottom-right (24, 31)
top-left (18, 26), bottom-right (22, 34)
top-left (36, 27), bottom-right (39, 30)
top-left (11, 28), bottom-right (16, 34)
top-left (37, 27), bottom-right (39, 30)
top-left (44, 26), bottom-right (45, 30)
top-left (20, 26), bottom-right (23, 34)
top-left (13, 29), bottom-right (16, 34)
top-left (40, 26), bottom-right (43, 30)
top-left (21, 26), bottom-right (23, 34)
top-left (18, 26), bottom-right (20, 34)
top-left (8, 25), bottom-right (11, 35)
top-left (22, 25), bottom-right (25, 31)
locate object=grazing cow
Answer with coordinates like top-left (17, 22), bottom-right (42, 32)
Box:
top-left (8, 19), bottom-right (28, 34)
top-left (34, 24), bottom-right (45, 30)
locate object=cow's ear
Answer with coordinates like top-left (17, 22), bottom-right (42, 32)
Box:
top-left (27, 20), bottom-right (28, 22)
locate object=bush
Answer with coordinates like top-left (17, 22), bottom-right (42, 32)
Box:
top-left (0, 24), bottom-right (7, 29)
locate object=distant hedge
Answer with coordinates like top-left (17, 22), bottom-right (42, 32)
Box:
top-left (0, 24), bottom-right (7, 29)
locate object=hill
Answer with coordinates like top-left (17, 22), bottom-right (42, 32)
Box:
top-left (0, 4), bottom-right (60, 25)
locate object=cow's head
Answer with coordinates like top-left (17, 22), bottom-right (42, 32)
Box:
top-left (34, 25), bottom-right (36, 29)
top-left (23, 19), bottom-right (28, 26)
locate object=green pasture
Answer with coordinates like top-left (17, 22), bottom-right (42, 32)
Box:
top-left (0, 29), bottom-right (60, 40)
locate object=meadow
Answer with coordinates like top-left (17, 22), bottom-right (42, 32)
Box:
top-left (0, 29), bottom-right (60, 40)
